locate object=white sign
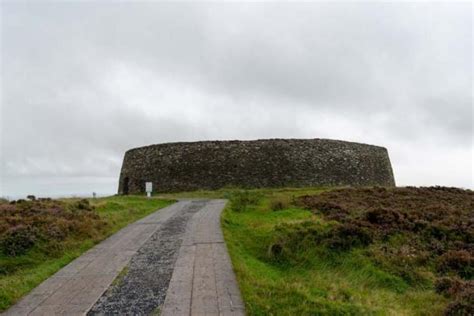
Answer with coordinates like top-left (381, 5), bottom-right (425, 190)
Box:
top-left (145, 182), bottom-right (153, 198)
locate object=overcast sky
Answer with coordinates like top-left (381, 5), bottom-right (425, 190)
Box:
top-left (1, 1), bottom-right (472, 198)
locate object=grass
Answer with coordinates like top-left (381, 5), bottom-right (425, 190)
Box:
top-left (0, 195), bottom-right (173, 311)
top-left (156, 186), bottom-right (333, 200)
top-left (2, 186), bottom-right (468, 314)
top-left (215, 188), bottom-right (450, 315)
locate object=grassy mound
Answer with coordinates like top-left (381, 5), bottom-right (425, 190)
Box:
top-left (296, 187), bottom-right (473, 315)
top-left (221, 187), bottom-right (472, 315)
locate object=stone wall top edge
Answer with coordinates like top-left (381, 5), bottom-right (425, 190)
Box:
top-left (124, 138), bottom-right (388, 155)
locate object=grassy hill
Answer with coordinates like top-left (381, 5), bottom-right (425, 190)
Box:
top-left (214, 187), bottom-right (472, 315)
top-left (1, 186), bottom-right (472, 315)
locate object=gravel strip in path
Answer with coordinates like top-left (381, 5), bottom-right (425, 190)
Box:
top-left (88, 200), bottom-right (207, 315)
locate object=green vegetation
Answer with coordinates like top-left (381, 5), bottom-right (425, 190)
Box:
top-left (217, 187), bottom-right (472, 315)
top-left (0, 195), bottom-right (173, 311)
top-left (2, 186), bottom-right (471, 315)
top-left (157, 186), bottom-right (331, 200)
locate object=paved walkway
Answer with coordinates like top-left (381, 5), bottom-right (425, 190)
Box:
top-left (161, 200), bottom-right (245, 316)
top-left (4, 199), bottom-right (244, 316)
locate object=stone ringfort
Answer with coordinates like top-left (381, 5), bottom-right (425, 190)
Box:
top-left (118, 138), bottom-right (395, 194)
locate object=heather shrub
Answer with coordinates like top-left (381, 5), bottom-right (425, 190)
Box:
top-left (267, 219), bottom-right (373, 263)
top-left (1, 225), bottom-right (37, 256)
top-left (267, 220), bottom-right (328, 261)
top-left (443, 287), bottom-right (474, 316)
top-left (269, 195), bottom-right (291, 211)
top-left (325, 223), bottom-right (373, 250)
top-left (42, 240), bottom-right (66, 258)
top-left (228, 190), bottom-right (262, 212)
top-left (45, 222), bottom-right (68, 241)
top-left (435, 277), bottom-right (473, 297)
top-left (364, 208), bottom-right (413, 234)
top-left (71, 199), bottom-right (93, 211)
top-left (299, 199), bottom-right (349, 221)
top-left (437, 250), bottom-right (473, 279)
top-left (0, 198), bottom-right (106, 257)
top-left (298, 186), bottom-right (473, 311)
top-left (299, 187), bottom-right (473, 260)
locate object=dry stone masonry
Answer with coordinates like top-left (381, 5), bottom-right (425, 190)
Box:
top-left (118, 139), bottom-right (395, 194)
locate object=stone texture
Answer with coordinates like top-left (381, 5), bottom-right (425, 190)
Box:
top-left (118, 138), bottom-right (395, 194)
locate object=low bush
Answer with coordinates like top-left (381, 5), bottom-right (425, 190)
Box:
top-left (298, 186), bottom-right (473, 314)
top-left (364, 208), bottom-right (413, 234)
top-left (72, 199), bottom-right (92, 211)
top-left (268, 220), bottom-right (327, 261)
top-left (0, 225), bottom-right (37, 256)
top-left (437, 250), bottom-right (473, 279)
top-left (435, 277), bottom-right (473, 297)
top-left (267, 220), bottom-right (372, 263)
top-left (0, 198), bottom-right (106, 257)
top-left (325, 223), bottom-right (372, 250)
top-left (370, 241), bottom-right (432, 287)
top-left (443, 287), bottom-right (474, 316)
top-left (228, 190), bottom-right (262, 212)
top-left (269, 195), bottom-right (292, 211)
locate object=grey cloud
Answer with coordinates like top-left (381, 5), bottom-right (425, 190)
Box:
top-left (1, 2), bottom-right (472, 197)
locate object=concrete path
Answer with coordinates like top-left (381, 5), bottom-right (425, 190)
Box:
top-left (161, 200), bottom-right (245, 316)
top-left (4, 199), bottom-right (245, 316)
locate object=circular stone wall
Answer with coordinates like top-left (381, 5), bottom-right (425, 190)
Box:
top-left (118, 139), bottom-right (395, 194)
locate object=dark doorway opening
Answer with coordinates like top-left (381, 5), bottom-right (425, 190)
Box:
top-left (123, 177), bottom-right (130, 195)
